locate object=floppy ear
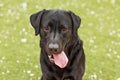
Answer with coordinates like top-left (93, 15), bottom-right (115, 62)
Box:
top-left (30, 9), bottom-right (45, 36)
top-left (68, 11), bottom-right (81, 37)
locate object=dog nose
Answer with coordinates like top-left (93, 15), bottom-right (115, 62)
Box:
top-left (48, 43), bottom-right (59, 53)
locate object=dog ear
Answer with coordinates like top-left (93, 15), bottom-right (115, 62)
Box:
top-left (68, 11), bottom-right (81, 37)
top-left (30, 9), bottom-right (45, 36)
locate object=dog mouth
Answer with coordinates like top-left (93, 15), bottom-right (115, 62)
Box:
top-left (48, 51), bottom-right (68, 68)
top-left (48, 55), bottom-right (54, 63)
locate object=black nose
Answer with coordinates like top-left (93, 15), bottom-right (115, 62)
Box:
top-left (48, 43), bottom-right (59, 53)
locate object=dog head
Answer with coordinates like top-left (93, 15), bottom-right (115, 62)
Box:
top-left (30, 9), bottom-right (81, 67)
top-left (30, 9), bottom-right (81, 53)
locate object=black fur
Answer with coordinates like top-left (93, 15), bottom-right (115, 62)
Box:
top-left (30, 9), bottom-right (85, 80)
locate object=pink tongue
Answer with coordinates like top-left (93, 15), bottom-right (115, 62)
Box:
top-left (53, 51), bottom-right (68, 68)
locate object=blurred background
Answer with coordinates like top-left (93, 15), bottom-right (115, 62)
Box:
top-left (0, 0), bottom-right (120, 80)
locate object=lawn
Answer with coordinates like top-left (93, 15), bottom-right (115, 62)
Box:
top-left (0, 0), bottom-right (120, 80)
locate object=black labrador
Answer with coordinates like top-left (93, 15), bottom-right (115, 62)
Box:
top-left (30, 9), bottom-right (85, 80)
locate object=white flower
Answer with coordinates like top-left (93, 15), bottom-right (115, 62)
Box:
top-left (117, 78), bottom-right (120, 80)
top-left (21, 38), bottom-right (27, 43)
top-left (21, 2), bottom-right (27, 10)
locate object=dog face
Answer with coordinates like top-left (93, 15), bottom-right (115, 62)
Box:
top-left (40, 10), bottom-right (73, 54)
top-left (30, 9), bottom-right (81, 58)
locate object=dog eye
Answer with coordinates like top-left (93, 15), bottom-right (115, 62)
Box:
top-left (43, 26), bottom-right (51, 32)
top-left (61, 27), bottom-right (68, 33)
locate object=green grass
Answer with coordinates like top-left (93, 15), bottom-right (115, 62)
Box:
top-left (0, 0), bottom-right (120, 80)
